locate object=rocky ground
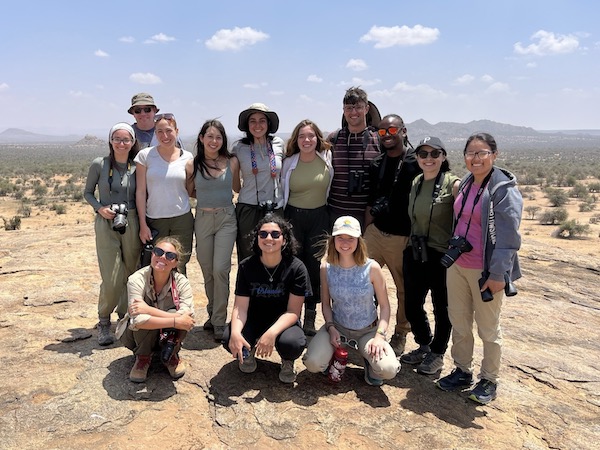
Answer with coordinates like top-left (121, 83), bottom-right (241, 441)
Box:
top-left (0, 200), bottom-right (599, 450)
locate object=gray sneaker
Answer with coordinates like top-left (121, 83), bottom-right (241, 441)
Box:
top-left (400, 347), bottom-right (429, 365)
top-left (239, 348), bottom-right (257, 373)
top-left (389, 333), bottom-right (407, 356)
top-left (97, 320), bottom-right (114, 346)
top-left (417, 352), bottom-right (444, 375)
top-left (279, 359), bottom-right (297, 383)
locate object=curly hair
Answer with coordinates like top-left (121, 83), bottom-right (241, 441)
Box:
top-left (250, 214), bottom-right (299, 259)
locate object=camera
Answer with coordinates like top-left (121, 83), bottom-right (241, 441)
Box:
top-left (410, 235), bottom-right (428, 262)
top-left (478, 276), bottom-right (494, 302)
top-left (140, 228), bottom-right (160, 268)
top-left (370, 197), bottom-right (389, 218)
top-left (347, 170), bottom-right (364, 195)
top-left (110, 203), bottom-right (128, 234)
top-left (159, 328), bottom-right (180, 363)
top-left (440, 236), bottom-right (473, 268)
top-left (259, 200), bottom-right (276, 214)
top-left (504, 273), bottom-right (518, 297)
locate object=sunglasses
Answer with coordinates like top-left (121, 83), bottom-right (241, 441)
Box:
top-left (417, 149), bottom-right (443, 159)
top-left (152, 247), bottom-right (178, 261)
top-left (258, 230), bottom-right (282, 239)
top-left (133, 107), bottom-right (153, 114)
top-left (377, 127), bottom-right (402, 137)
top-left (155, 113), bottom-right (175, 122)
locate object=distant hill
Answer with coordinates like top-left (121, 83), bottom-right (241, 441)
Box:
top-left (0, 127), bottom-right (80, 144)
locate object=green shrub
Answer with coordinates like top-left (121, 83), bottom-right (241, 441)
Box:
top-left (2, 216), bottom-right (22, 231)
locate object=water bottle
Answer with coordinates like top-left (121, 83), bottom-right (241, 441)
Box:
top-left (328, 346), bottom-right (348, 383)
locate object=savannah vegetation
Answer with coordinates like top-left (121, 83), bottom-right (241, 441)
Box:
top-left (1, 139), bottom-right (599, 238)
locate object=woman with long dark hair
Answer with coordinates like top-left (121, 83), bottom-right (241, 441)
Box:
top-left (186, 119), bottom-right (239, 341)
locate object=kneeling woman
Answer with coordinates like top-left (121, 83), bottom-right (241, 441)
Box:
top-left (118, 237), bottom-right (195, 382)
top-left (222, 215), bottom-right (310, 384)
top-left (303, 216), bottom-right (400, 385)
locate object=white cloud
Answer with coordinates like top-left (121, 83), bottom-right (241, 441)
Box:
top-left (526, 62), bottom-right (537, 68)
top-left (94, 49), bottom-right (109, 57)
top-left (119, 36), bottom-right (135, 43)
top-left (307, 74), bottom-right (323, 83)
top-left (129, 73), bottom-right (162, 84)
top-left (360, 25), bottom-right (439, 49)
top-left (514, 30), bottom-right (579, 56)
top-left (0, 82), bottom-right (9, 91)
top-left (298, 94), bottom-right (315, 103)
top-left (269, 90), bottom-right (284, 96)
top-left (243, 82), bottom-right (268, 89)
top-left (146, 33), bottom-right (176, 44)
top-left (343, 77), bottom-right (381, 87)
top-left (485, 82), bottom-right (511, 94)
top-left (454, 74), bottom-right (475, 85)
top-left (69, 90), bottom-right (89, 98)
top-left (346, 59), bottom-right (368, 71)
top-left (480, 74), bottom-right (494, 83)
top-left (392, 82), bottom-right (446, 97)
top-left (205, 27), bottom-right (269, 51)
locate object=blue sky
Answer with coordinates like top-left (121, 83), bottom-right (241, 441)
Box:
top-left (0, 0), bottom-right (598, 136)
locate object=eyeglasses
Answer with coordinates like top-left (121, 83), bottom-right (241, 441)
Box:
top-left (111, 138), bottom-right (133, 145)
top-left (465, 150), bottom-right (493, 160)
top-left (339, 334), bottom-right (359, 350)
top-left (343, 104), bottom-right (366, 112)
top-left (133, 107), bottom-right (153, 114)
top-left (258, 230), bottom-right (282, 239)
top-left (155, 113), bottom-right (175, 122)
top-left (152, 247), bottom-right (178, 261)
top-left (377, 127), bottom-right (402, 137)
top-left (417, 149), bottom-right (442, 159)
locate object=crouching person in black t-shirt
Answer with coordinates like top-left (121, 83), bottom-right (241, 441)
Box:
top-left (222, 214), bottom-right (311, 384)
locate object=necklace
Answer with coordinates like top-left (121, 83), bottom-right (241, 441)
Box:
top-left (263, 262), bottom-right (280, 282)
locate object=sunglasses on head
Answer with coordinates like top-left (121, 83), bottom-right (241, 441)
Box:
top-left (258, 230), bottom-right (282, 239)
top-left (377, 127), bottom-right (402, 137)
top-left (133, 107), bottom-right (153, 114)
top-left (155, 113), bottom-right (175, 122)
top-left (152, 247), bottom-right (178, 261)
top-left (417, 149), bottom-right (443, 159)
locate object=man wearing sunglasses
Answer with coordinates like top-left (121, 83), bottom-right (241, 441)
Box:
top-left (127, 92), bottom-right (184, 149)
top-left (364, 114), bottom-right (421, 356)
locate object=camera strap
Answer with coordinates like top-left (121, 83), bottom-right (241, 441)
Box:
top-left (250, 141), bottom-right (278, 205)
top-left (410, 170), bottom-right (445, 241)
top-left (170, 275), bottom-right (180, 310)
top-left (454, 169), bottom-right (493, 238)
top-left (108, 161), bottom-right (132, 207)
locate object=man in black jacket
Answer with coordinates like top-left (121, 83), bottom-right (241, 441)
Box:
top-left (364, 114), bottom-right (421, 356)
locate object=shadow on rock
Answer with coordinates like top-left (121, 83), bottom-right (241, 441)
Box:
top-left (44, 327), bottom-right (97, 357)
top-left (103, 355), bottom-right (178, 402)
top-left (181, 327), bottom-right (222, 351)
top-left (395, 365), bottom-right (486, 428)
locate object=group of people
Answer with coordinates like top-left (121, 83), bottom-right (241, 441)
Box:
top-left (84, 87), bottom-right (522, 405)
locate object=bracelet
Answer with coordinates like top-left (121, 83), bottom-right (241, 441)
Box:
top-left (325, 321), bottom-right (335, 331)
top-left (376, 328), bottom-right (386, 337)
top-left (173, 316), bottom-right (176, 328)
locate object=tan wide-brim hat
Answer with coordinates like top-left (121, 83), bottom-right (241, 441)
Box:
top-left (238, 103), bottom-right (279, 134)
top-left (341, 100), bottom-right (382, 128)
top-left (128, 92), bottom-right (159, 114)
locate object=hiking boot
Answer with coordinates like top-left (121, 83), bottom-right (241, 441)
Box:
top-left (363, 358), bottom-right (383, 386)
top-left (389, 333), bottom-right (407, 356)
top-left (279, 359), bottom-right (297, 383)
top-left (468, 379), bottom-right (498, 404)
top-left (436, 368), bottom-right (473, 392)
top-left (203, 319), bottom-right (214, 331)
top-left (97, 319), bottom-right (114, 346)
top-left (164, 353), bottom-right (186, 379)
top-left (417, 352), bottom-right (444, 375)
top-left (213, 325), bottom-right (225, 342)
top-left (400, 346), bottom-right (429, 365)
top-left (129, 354), bottom-right (152, 382)
top-left (303, 309), bottom-right (317, 337)
top-left (239, 348), bottom-right (257, 374)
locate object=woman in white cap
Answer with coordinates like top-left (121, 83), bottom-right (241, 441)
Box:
top-left (84, 122), bottom-right (141, 346)
top-left (302, 216), bottom-right (400, 386)
top-left (232, 103), bottom-right (285, 261)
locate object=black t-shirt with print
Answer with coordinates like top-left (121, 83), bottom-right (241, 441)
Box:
top-left (235, 255), bottom-right (311, 329)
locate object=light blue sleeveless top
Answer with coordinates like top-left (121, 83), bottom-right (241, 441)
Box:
top-left (327, 259), bottom-right (377, 330)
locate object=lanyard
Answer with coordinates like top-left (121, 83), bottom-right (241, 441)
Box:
top-left (250, 142), bottom-right (277, 204)
top-left (108, 161), bottom-right (131, 200)
top-left (455, 170), bottom-right (493, 237)
top-left (411, 171), bottom-right (445, 241)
